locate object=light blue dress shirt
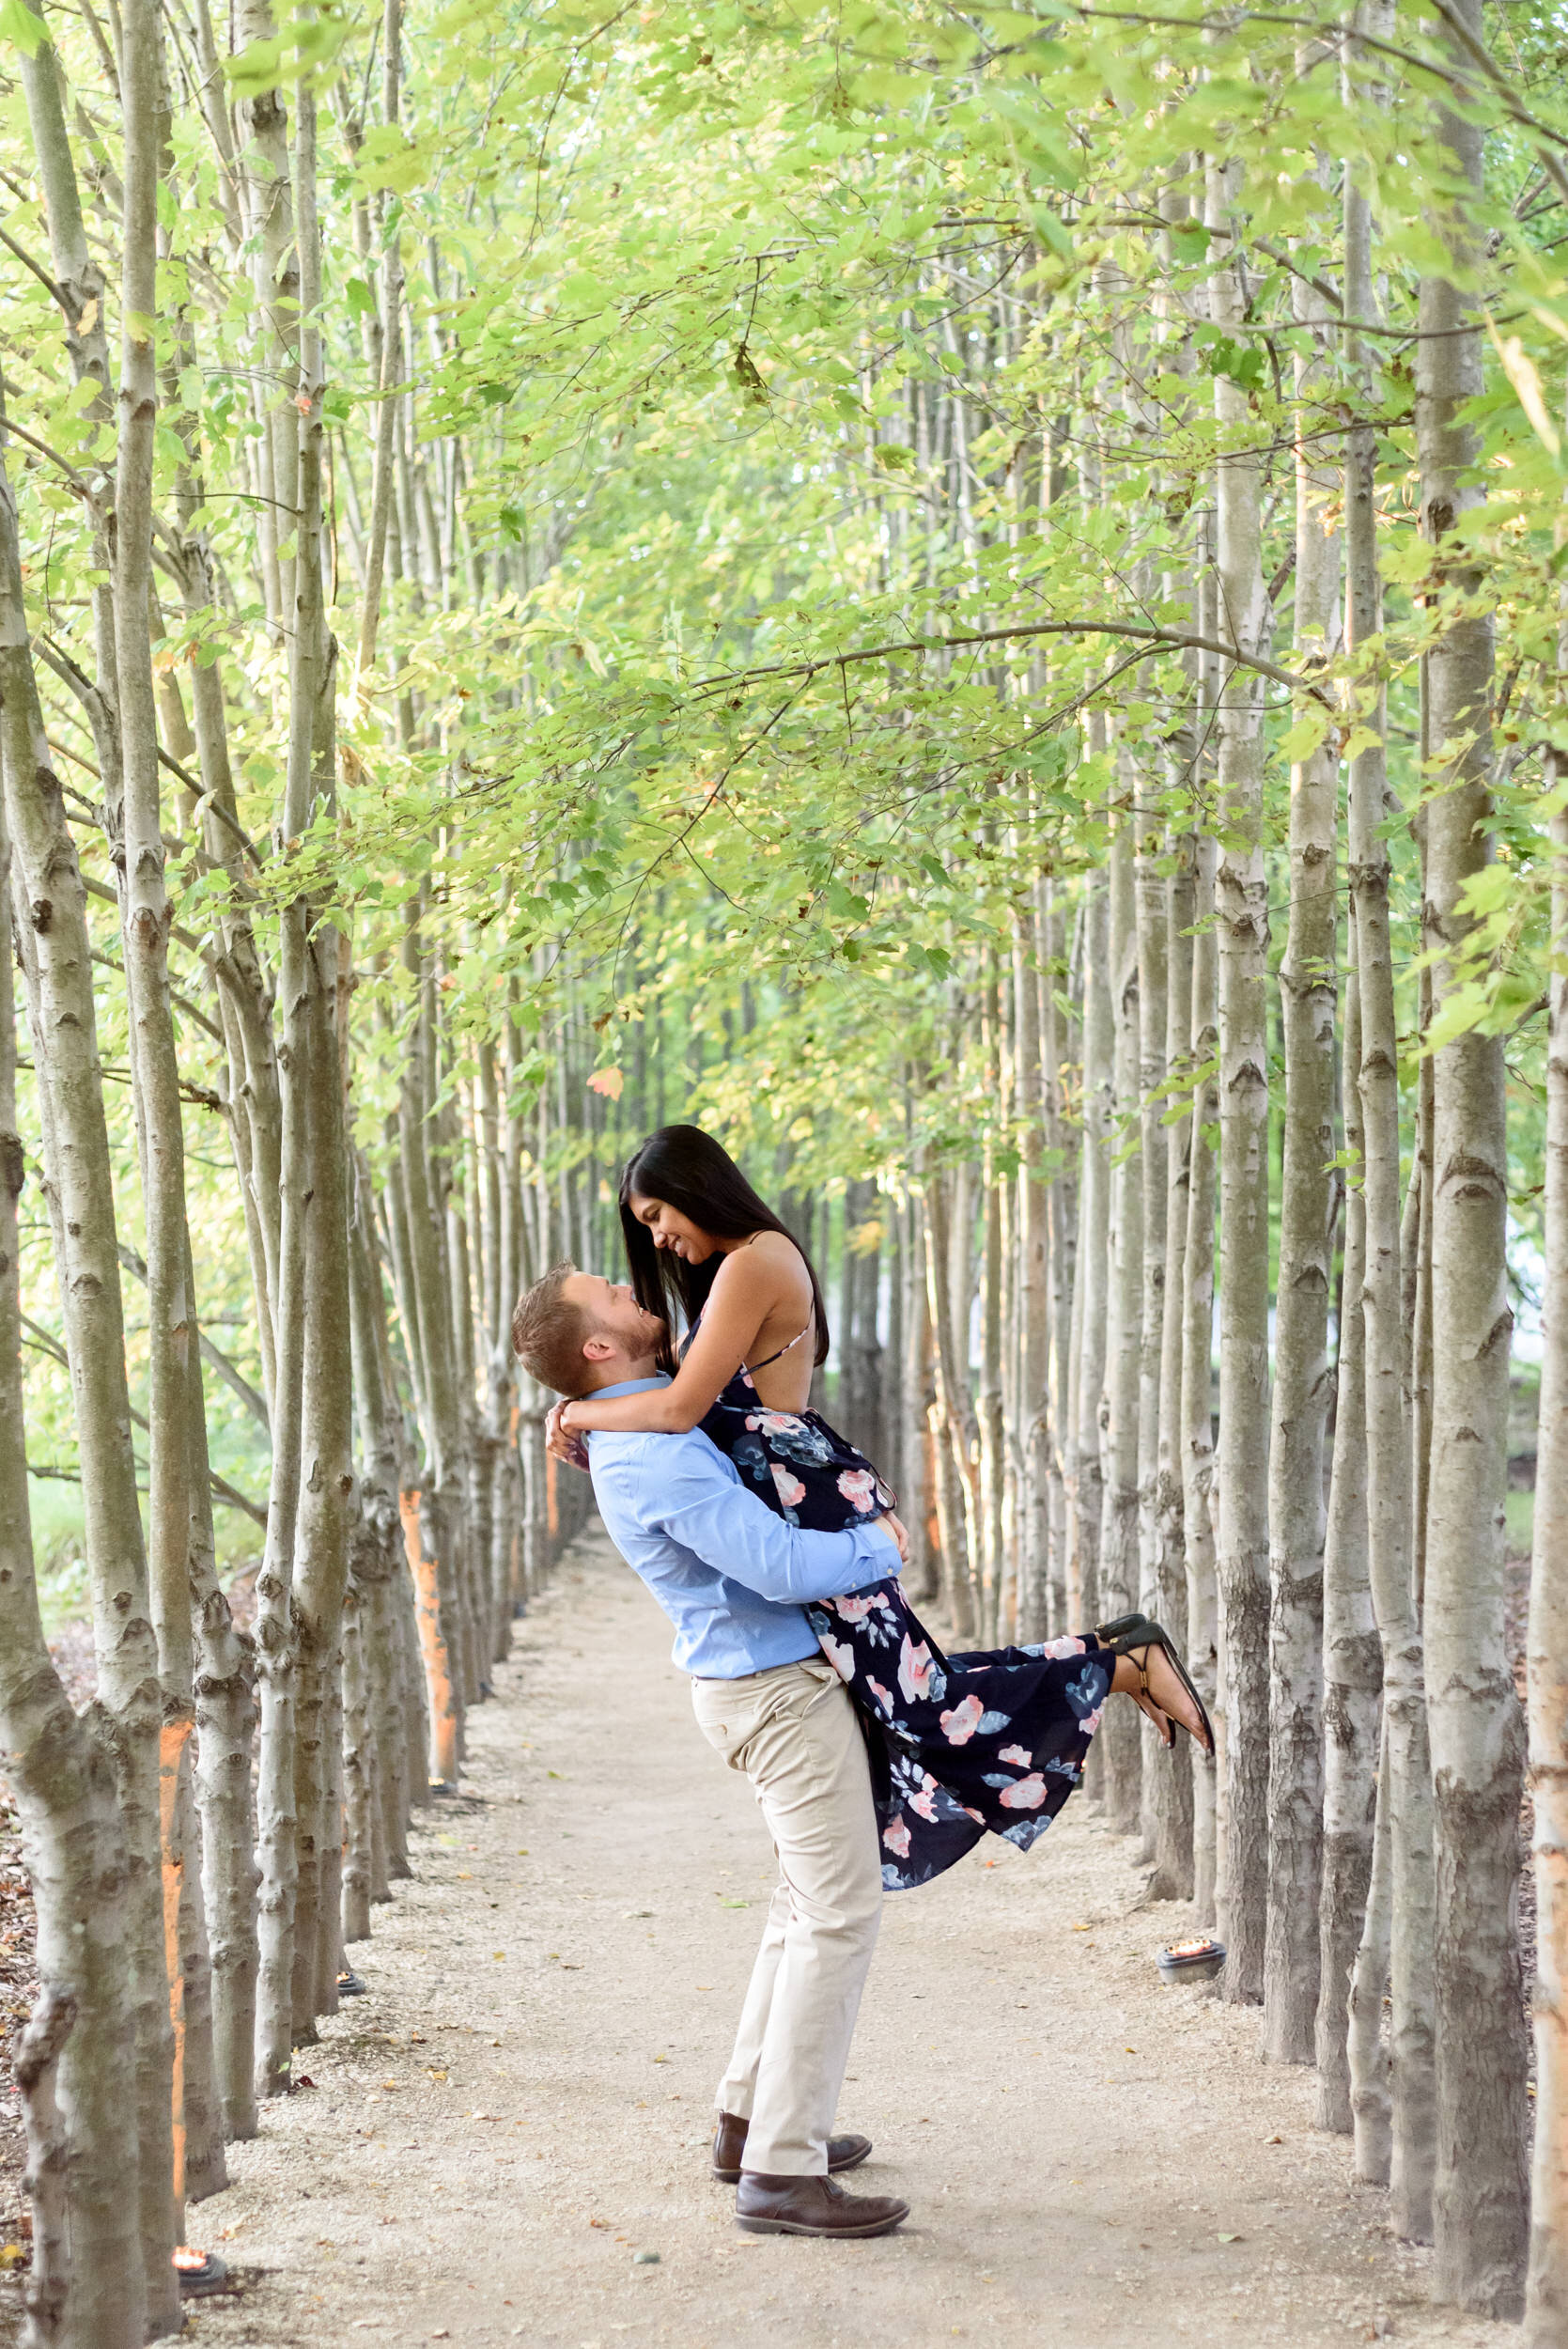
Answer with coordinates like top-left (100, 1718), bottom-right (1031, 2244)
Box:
top-left (585, 1377), bottom-right (901, 1679)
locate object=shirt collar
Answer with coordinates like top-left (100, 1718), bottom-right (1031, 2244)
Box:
top-left (589, 1374), bottom-right (672, 1401)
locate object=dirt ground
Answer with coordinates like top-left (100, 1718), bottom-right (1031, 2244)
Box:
top-left (107, 1525), bottom-right (1521, 2347)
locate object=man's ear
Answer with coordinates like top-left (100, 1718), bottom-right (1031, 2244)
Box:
top-left (581, 1331), bottom-right (618, 1364)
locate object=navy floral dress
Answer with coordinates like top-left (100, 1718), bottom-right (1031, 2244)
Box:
top-left (696, 1347), bottom-right (1112, 1892)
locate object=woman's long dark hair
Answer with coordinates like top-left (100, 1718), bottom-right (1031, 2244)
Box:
top-left (618, 1125), bottom-right (830, 1366)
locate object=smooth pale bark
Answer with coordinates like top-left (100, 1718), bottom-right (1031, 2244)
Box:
top-left (1133, 779), bottom-right (1171, 1873)
top-left (1207, 154), bottom-right (1272, 2003)
top-left (1043, 886), bottom-right (1078, 1642)
top-left (286, 95), bottom-right (358, 2038)
top-left (1070, 866), bottom-right (1112, 1813)
top-left (1014, 903), bottom-right (1050, 1642)
top-left (899, 1192), bottom-right (939, 1607)
top-left (1154, 830), bottom-right (1194, 1900)
top-left (840, 1177), bottom-right (885, 1468)
top-left (232, 0), bottom-right (299, 634)
top-left (183, 1214), bottom-right (259, 2145)
top-left (923, 1167), bottom-right (980, 1639)
top-left (1, 435), bottom-right (173, 2330)
top-left (1262, 257), bottom-right (1337, 2063)
top-left (1098, 805), bottom-right (1141, 1835)
top-left (353, 0), bottom-right (406, 686)
top-left (978, 1143), bottom-right (1007, 1645)
top-left (0, 557), bottom-right (146, 2349)
top-left (1350, 1713), bottom-right (1394, 2183)
top-left (1418, 7), bottom-right (1529, 2305)
top-left (349, 1148), bottom-right (420, 1874)
top-left (1526, 775), bottom-right (1568, 2343)
top-left (399, 913), bottom-right (470, 1779)
top-left (1181, 830), bottom-right (1220, 1929)
top-left (1314, 943), bottom-right (1380, 2135)
top-left (115, 9), bottom-right (192, 2295)
top-left (1342, 14), bottom-right (1436, 2239)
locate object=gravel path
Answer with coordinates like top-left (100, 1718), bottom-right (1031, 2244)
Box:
top-left (187, 1522), bottom-right (1516, 2349)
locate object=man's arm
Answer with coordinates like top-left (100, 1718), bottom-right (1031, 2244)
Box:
top-left (596, 1438), bottom-right (898, 1604)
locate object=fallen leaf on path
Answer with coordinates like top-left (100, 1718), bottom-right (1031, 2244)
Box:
top-left (1265, 2134), bottom-right (1282, 2144)
top-left (1217, 2232), bottom-right (1243, 2244)
top-left (718, 1898), bottom-right (749, 1909)
top-left (424, 2069), bottom-right (448, 2082)
top-left (457, 1872), bottom-right (473, 1880)
top-left (631, 2250), bottom-right (660, 2265)
top-left (652, 2054), bottom-right (667, 2063)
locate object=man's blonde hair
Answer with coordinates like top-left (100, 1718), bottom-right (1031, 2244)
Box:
top-left (511, 1260), bottom-right (596, 1394)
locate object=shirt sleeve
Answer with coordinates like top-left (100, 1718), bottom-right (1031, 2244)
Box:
top-left (643, 1439), bottom-right (900, 1603)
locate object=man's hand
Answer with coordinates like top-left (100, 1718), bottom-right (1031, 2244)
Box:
top-left (878, 1511), bottom-right (910, 1564)
top-left (545, 1400), bottom-right (590, 1472)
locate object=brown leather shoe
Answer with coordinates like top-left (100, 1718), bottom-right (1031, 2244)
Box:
top-left (735, 2171), bottom-right (909, 2238)
top-left (711, 2111), bottom-right (873, 2183)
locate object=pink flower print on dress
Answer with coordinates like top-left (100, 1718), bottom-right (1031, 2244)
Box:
top-left (939, 1693), bottom-right (985, 1746)
top-left (882, 1814), bottom-right (911, 1859)
top-left (1041, 1634), bottom-right (1087, 1660)
top-left (1077, 1703), bottom-right (1104, 1739)
top-left (818, 1633), bottom-right (856, 1683)
top-left (999, 1773), bottom-right (1048, 1811)
top-left (998, 1743), bottom-right (1033, 1768)
top-left (770, 1463), bottom-right (807, 1510)
top-left (868, 1677), bottom-right (893, 1715)
top-left (963, 1807), bottom-right (986, 1824)
top-left (836, 1467), bottom-right (879, 1515)
top-left (897, 1634), bottom-right (939, 1704)
top-left (832, 1589), bottom-right (891, 1623)
top-left (748, 1408), bottom-right (808, 1438)
top-left (909, 1781), bottom-right (939, 1823)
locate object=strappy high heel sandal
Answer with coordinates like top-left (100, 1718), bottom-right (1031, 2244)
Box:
top-left (1094, 1612), bottom-right (1216, 1758)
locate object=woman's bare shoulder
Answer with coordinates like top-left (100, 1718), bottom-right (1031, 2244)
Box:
top-left (713, 1228), bottom-right (811, 1298)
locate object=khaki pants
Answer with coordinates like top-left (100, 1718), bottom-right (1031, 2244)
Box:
top-left (691, 1656), bottom-right (883, 2176)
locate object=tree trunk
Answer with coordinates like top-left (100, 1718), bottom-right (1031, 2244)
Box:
top-left (1070, 864), bottom-right (1111, 1806)
top-left (1181, 829), bottom-right (1221, 1928)
top-left (1314, 939), bottom-right (1380, 2135)
top-left (0, 542), bottom-right (147, 2349)
top-left (923, 1168), bottom-right (980, 1638)
top-left (1342, 8), bottom-right (1437, 2241)
top-left (1418, 6), bottom-right (1529, 2303)
top-left (1134, 770), bottom-right (1172, 1877)
top-left (1526, 770), bottom-right (1568, 2344)
top-left (1207, 151), bottom-right (1272, 2006)
top-left (1154, 829), bottom-right (1194, 1900)
top-left (1099, 803), bottom-right (1141, 1834)
top-left (1262, 245), bottom-right (1338, 2061)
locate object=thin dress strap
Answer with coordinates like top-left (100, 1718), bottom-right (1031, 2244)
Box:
top-left (744, 1319), bottom-right (814, 1377)
top-left (738, 1231), bottom-right (814, 1376)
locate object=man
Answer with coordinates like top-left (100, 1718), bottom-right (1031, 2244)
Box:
top-left (512, 1262), bottom-right (909, 2240)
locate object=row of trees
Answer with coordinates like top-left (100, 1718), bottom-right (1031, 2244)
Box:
top-left (2, 0), bottom-right (1567, 2342)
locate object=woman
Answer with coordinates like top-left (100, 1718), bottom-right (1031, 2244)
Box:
top-left (548, 1124), bottom-right (1212, 1890)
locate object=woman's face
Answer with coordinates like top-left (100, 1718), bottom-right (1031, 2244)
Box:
top-left (628, 1191), bottom-right (714, 1264)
